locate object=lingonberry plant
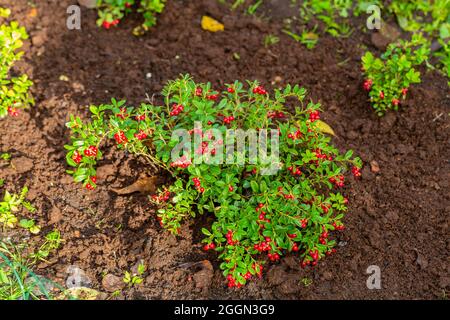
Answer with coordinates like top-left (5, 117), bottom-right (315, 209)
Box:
top-left (362, 33), bottom-right (430, 116)
top-left (0, 9), bottom-right (34, 118)
top-left (65, 75), bottom-right (361, 288)
top-left (96, 0), bottom-right (165, 32)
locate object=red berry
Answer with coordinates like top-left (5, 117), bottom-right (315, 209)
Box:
top-left (392, 98), bottom-right (400, 106)
top-left (85, 183), bottom-right (95, 191)
top-left (363, 79), bottom-right (373, 91)
top-left (195, 88), bottom-right (203, 96)
top-left (227, 87), bottom-right (235, 93)
top-left (84, 146), bottom-right (98, 157)
top-left (114, 131), bottom-right (128, 145)
top-left (134, 130), bottom-right (147, 140)
top-left (379, 91), bottom-right (385, 99)
top-left (7, 106), bottom-right (19, 117)
top-left (228, 185), bottom-right (234, 192)
top-left (72, 151), bottom-right (82, 164)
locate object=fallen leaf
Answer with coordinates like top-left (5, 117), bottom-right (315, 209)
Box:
top-left (28, 8), bottom-right (38, 18)
top-left (59, 75), bottom-right (69, 82)
top-left (111, 176), bottom-right (159, 195)
top-left (59, 287), bottom-right (106, 300)
top-left (370, 160), bottom-right (380, 173)
top-left (132, 24), bottom-right (149, 37)
top-left (315, 120), bottom-right (335, 136)
top-left (201, 16), bottom-right (224, 32)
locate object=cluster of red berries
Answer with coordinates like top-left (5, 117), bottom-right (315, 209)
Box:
top-left (170, 155), bottom-right (191, 168)
top-left (287, 130), bottom-right (302, 140)
top-left (329, 175), bottom-right (345, 187)
top-left (253, 86), bottom-right (267, 95)
top-left (135, 114), bottom-right (146, 121)
top-left (114, 131), bottom-right (128, 145)
top-left (7, 106), bottom-right (19, 117)
top-left (72, 150), bottom-right (82, 164)
top-left (321, 204), bottom-right (330, 214)
top-left (223, 115), bottom-right (235, 124)
top-left (195, 87), bottom-right (203, 96)
top-left (195, 141), bottom-right (210, 155)
top-left (102, 19), bottom-right (120, 29)
top-left (363, 79), bottom-right (373, 91)
top-left (116, 108), bottom-right (128, 120)
top-left (207, 94), bottom-right (219, 101)
top-left (253, 240), bottom-right (271, 252)
top-left (267, 111), bottom-right (285, 119)
top-left (309, 110), bottom-right (320, 122)
top-left (170, 104), bottom-right (184, 116)
top-left (225, 230), bottom-right (238, 246)
top-left (287, 166), bottom-right (302, 176)
top-left (192, 177), bottom-right (205, 193)
top-left (351, 166), bottom-right (361, 177)
top-left (267, 252), bottom-right (281, 262)
top-left (318, 229), bottom-right (329, 245)
top-left (151, 190), bottom-right (171, 203)
top-left (203, 242), bottom-right (216, 251)
top-left (332, 222), bottom-right (345, 231)
top-left (134, 130), bottom-right (147, 140)
top-left (300, 219), bottom-right (308, 228)
top-left (315, 149), bottom-right (332, 161)
top-left (226, 275), bottom-right (242, 288)
top-left (85, 176), bottom-right (97, 191)
top-left (84, 146), bottom-right (98, 157)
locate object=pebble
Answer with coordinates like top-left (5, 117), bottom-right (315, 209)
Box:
top-left (102, 274), bottom-right (125, 292)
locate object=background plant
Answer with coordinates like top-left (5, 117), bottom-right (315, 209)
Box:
top-left (362, 33), bottom-right (430, 115)
top-left (0, 187), bottom-right (36, 230)
top-left (96, 0), bottom-right (166, 34)
top-left (0, 8), bottom-right (34, 119)
top-left (65, 75), bottom-right (361, 287)
top-left (0, 231), bottom-right (62, 300)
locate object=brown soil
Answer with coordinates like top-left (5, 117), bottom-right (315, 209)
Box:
top-left (0, 0), bottom-right (449, 300)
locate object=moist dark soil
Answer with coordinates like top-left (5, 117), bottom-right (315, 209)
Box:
top-left (0, 0), bottom-right (449, 300)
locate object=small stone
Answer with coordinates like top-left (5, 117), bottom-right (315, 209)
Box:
top-left (192, 260), bottom-right (214, 291)
top-left (66, 266), bottom-right (92, 289)
top-left (96, 164), bottom-right (116, 180)
top-left (370, 160), bottom-right (380, 173)
top-left (71, 82), bottom-right (85, 93)
top-left (371, 23), bottom-right (401, 50)
top-left (11, 157), bottom-right (33, 174)
top-left (102, 274), bottom-right (125, 293)
top-left (322, 271), bottom-right (333, 281)
top-left (415, 251), bottom-right (428, 270)
top-left (31, 31), bottom-right (46, 47)
top-left (48, 206), bottom-right (63, 224)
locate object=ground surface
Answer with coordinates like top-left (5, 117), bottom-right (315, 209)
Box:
top-left (0, 0), bottom-right (449, 299)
